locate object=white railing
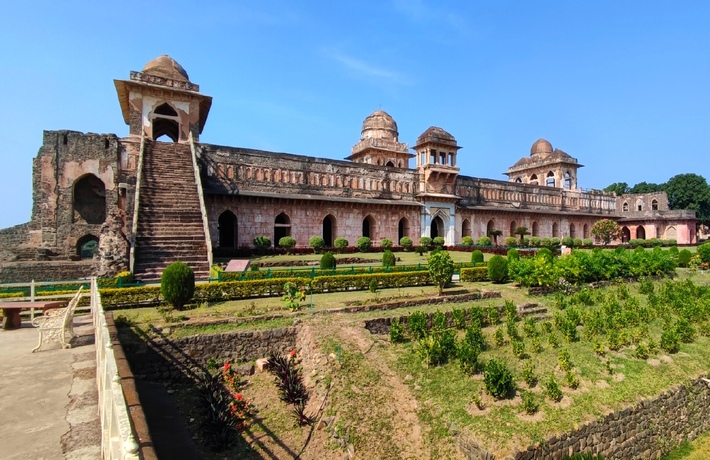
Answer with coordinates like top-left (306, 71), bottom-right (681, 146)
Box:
top-left (189, 132), bottom-right (213, 269)
top-left (92, 277), bottom-right (140, 460)
top-left (0, 279), bottom-right (92, 319)
top-left (129, 133), bottom-right (146, 274)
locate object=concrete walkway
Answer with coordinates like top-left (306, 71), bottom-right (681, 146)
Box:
top-left (0, 315), bottom-right (100, 459)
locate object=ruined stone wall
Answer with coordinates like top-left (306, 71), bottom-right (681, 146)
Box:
top-left (453, 376), bottom-right (710, 460)
top-left (119, 326), bottom-right (299, 381)
top-left (0, 260), bottom-right (97, 283)
top-left (32, 131), bottom-right (121, 258)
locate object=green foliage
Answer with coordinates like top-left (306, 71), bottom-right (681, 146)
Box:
top-left (428, 250), bottom-right (455, 295)
top-left (461, 236), bottom-right (474, 246)
top-left (419, 237), bottom-right (432, 250)
top-left (417, 329), bottom-right (457, 367)
top-left (507, 248), bottom-right (520, 261)
top-left (160, 262), bottom-right (195, 311)
top-left (369, 279), bottom-right (378, 293)
top-left (544, 374), bottom-right (563, 402)
top-left (278, 236), bottom-right (297, 254)
top-left (487, 255), bottom-right (509, 283)
top-left (564, 370), bottom-right (579, 389)
top-left (471, 249), bottom-right (484, 264)
top-left (452, 308), bottom-right (467, 330)
top-left (460, 267), bottom-right (489, 282)
top-left (678, 248), bottom-right (692, 267)
top-left (675, 317), bottom-right (695, 343)
top-left (529, 236), bottom-right (541, 247)
top-left (319, 251), bottom-right (336, 270)
top-left (604, 182), bottom-right (629, 196)
top-left (521, 361), bottom-right (537, 387)
top-left (309, 236), bottom-right (326, 253)
top-left (253, 236), bottom-right (271, 251)
top-left (457, 339), bottom-right (480, 374)
top-left (582, 238), bottom-right (594, 247)
top-left (523, 317), bottom-right (538, 338)
top-left (520, 390), bottom-right (539, 415)
top-left (380, 238), bottom-right (393, 250)
top-left (389, 319), bottom-right (405, 343)
top-left (591, 219), bottom-right (621, 246)
top-left (408, 311), bottom-right (428, 340)
top-left (432, 236), bottom-right (445, 249)
top-left (634, 342), bottom-right (649, 359)
top-left (476, 236), bottom-right (492, 247)
top-left (558, 348), bottom-right (572, 371)
top-left (660, 327), bottom-right (680, 353)
top-left (333, 237), bottom-right (349, 253)
top-left (382, 250), bottom-right (396, 267)
top-left (665, 173), bottom-right (710, 226)
top-left (548, 332), bottom-right (560, 348)
top-left (494, 328), bottom-right (505, 347)
top-left (573, 238), bottom-right (583, 247)
top-left (511, 339), bottom-right (526, 359)
top-left (483, 358), bottom-right (516, 399)
top-left (697, 242), bottom-right (710, 264)
top-left (282, 282), bottom-right (306, 311)
top-left (399, 236), bottom-right (413, 251)
top-left (504, 236), bottom-right (518, 247)
top-left (356, 236), bottom-right (372, 252)
top-left (561, 236), bottom-right (574, 247)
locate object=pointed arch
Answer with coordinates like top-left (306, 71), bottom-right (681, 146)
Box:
top-left (73, 174), bottom-right (106, 225)
top-left (636, 225), bottom-right (646, 240)
top-left (462, 218), bottom-right (471, 238)
top-left (218, 210), bottom-right (238, 248)
top-left (486, 219), bottom-right (495, 236)
top-left (323, 214), bottom-right (336, 247)
top-left (546, 171), bottom-right (555, 187)
top-left (431, 215), bottom-right (444, 239)
top-left (622, 202), bottom-right (629, 212)
top-left (362, 215), bottom-right (375, 239)
top-left (583, 223), bottom-right (589, 239)
top-left (564, 171), bottom-right (571, 190)
top-left (274, 212), bottom-right (291, 242)
top-left (552, 222), bottom-right (559, 238)
top-left (398, 217), bottom-right (410, 242)
top-left (570, 223), bottom-right (576, 239)
top-left (510, 221), bottom-right (517, 237)
top-left (651, 199), bottom-right (659, 211)
top-left (529, 174), bottom-right (538, 185)
top-left (532, 221), bottom-right (539, 237)
top-left (621, 226), bottom-right (631, 242)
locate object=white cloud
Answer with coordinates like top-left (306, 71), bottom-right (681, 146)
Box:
top-left (323, 49), bottom-right (412, 85)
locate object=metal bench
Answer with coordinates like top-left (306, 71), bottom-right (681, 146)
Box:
top-left (31, 287), bottom-right (83, 352)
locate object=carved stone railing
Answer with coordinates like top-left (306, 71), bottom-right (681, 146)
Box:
top-left (92, 277), bottom-right (140, 459)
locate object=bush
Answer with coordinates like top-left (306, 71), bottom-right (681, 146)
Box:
top-left (333, 237), bottom-right (349, 253)
top-left (278, 236), bottom-right (296, 254)
top-left (471, 250), bottom-right (484, 264)
top-left (537, 247), bottom-right (554, 263)
top-left (529, 236), bottom-right (541, 247)
top-left (381, 238), bottom-right (393, 250)
top-left (389, 319), bottom-right (405, 343)
top-left (459, 267), bottom-right (489, 282)
top-left (521, 361), bottom-right (537, 387)
top-left (408, 311), bottom-right (428, 340)
top-left (660, 328), bottom-right (680, 353)
top-left (461, 236), bottom-right (474, 246)
top-left (487, 255), bottom-right (509, 283)
top-left (253, 236), bottom-right (271, 252)
top-left (161, 262), bottom-right (195, 311)
top-left (582, 238), bottom-right (594, 247)
top-left (544, 374), bottom-right (563, 402)
top-left (520, 390), bottom-right (539, 415)
top-left (476, 236), bottom-right (492, 247)
top-left (432, 236), bottom-right (445, 249)
top-left (419, 237), bottom-right (432, 250)
top-left (428, 251), bottom-right (455, 295)
top-left (309, 236), bottom-right (325, 253)
top-left (540, 237), bottom-right (551, 248)
top-left (356, 236), bottom-right (372, 252)
top-left (504, 236), bottom-right (518, 247)
top-left (561, 236), bottom-right (574, 247)
top-left (678, 249), bottom-right (692, 267)
top-left (573, 238), bottom-right (583, 247)
top-left (319, 252), bottom-right (336, 270)
top-left (694, 242), bottom-right (710, 264)
top-left (382, 250), bottom-right (396, 267)
top-left (399, 237), bottom-right (413, 251)
top-left (483, 359), bottom-right (515, 399)
top-left (507, 248), bottom-right (519, 261)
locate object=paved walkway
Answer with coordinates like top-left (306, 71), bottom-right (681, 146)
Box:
top-left (0, 315), bottom-right (100, 459)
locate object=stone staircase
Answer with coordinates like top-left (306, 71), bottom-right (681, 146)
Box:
top-left (133, 141), bottom-right (210, 282)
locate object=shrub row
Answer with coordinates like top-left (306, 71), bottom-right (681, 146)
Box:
top-left (459, 267), bottom-right (489, 282)
top-left (212, 264), bottom-right (432, 282)
top-left (627, 238), bottom-right (677, 248)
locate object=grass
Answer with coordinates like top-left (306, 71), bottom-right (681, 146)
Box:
top-left (662, 431), bottom-right (710, 460)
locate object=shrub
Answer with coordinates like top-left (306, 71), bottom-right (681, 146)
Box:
top-left (160, 262), bottom-right (195, 311)
top-left (562, 236), bottom-right (574, 247)
top-left (382, 250), bottom-right (396, 267)
top-left (253, 236), bottom-right (271, 253)
top-left (529, 236), bottom-right (541, 247)
top-left (399, 237), bottom-right (413, 251)
top-left (458, 340), bottom-right (480, 374)
top-left (520, 390), bottom-right (539, 415)
top-left (507, 248), bottom-right (519, 261)
top-left (309, 236), bottom-right (326, 253)
top-left (582, 238), bottom-right (594, 247)
top-left (537, 247), bottom-right (554, 263)
top-left (477, 236), bottom-right (492, 247)
top-left (471, 250), bottom-right (484, 264)
top-left (573, 238), bottom-right (583, 247)
top-left (494, 328), bottom-right (505, 347)
top-left (660, 328), bottom-right (680, 353)
top-left (319, 252), bottom-right (336, 270)
top-left (504, 236), bottom-right (518, 247)
top-left (428, 251), bottom-right (455, 295)
top-left (379, 238), bottom-right (392, 250)
top-left (564, 370), bottom-right (579, 389)
top-left (333, 237), bottom-right (349, 253)
top-left (550, 237), bottom-right (561, 247)
top-left (419, 237), bottom-right (432, 250)
top-left (487, 255), bottom-right (509, 283)
top-left (461, 236), bottom-right (474, 246)
top-left (432, 236), bottom-right (445, 249)
top-left (696, 242), bottom-right (710, 263)
top-left (483, 358), bottom-right (516, 399)
top-left (389, 319), bottom-right (405, 343)
top-left (278, 236), bottom-right (297, 254)
top-left (521, 361), bottom-right (537, 387)
top-left (678, 249), bottom-right (692, 267)
top-left (540, 237), bottom-right (551, 248)
top-left (417, 330), bottom-right (457, 367)
top-left (452, 308), bottom-right (467, 330)
top-left (415, 246), bottom-right (426, 256)
top-left (544, 374), bottom-right (563, 402)
top-left (356, 236), bottom-right (372, 252)
top-left (369, 279), bottom-right (378, 293)
top-left (511, 339), bottom-right (526, 359)
top-left (408, 311), bottom-right (428, 340)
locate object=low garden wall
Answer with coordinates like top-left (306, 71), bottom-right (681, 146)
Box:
top-left (0, 260), bottom-right (97, 283)
top-left (453, 376), bottom-right (710, 460)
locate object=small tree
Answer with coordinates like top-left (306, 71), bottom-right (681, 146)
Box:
top-left (428, 250), bottom-right (455, 296)
top-left (333, 237), bottom-right (349, 253)
top-left (309, 236), bottom-right (325, 254)
top-left (400, 236), bottom-right (413, 251)
top-left (432, 236), bottom-right (445, 249)
top-left (279, 236), bottom-right (296, 254)
top-left (356, 236), bottom-right (372, 252)
top-left (697, 241), bottom-right (710, 264)
top-left (489, 230), bottom-right (503, 247)
top-left (477, 236), bottom-right (492, 247)
top-left (382, 250), bottom-right (396, 267)
top-left (514, 226), bottom-right (530, 245)
top-left (471, 249), bottom-right (484, 264)
top-left (461, 236), bottom-right (474, 246)
top-left (419, 237), bottom-right (433, 250)
top-left (282, 282), bottom-right (306, 312)
top-left (161, 262), bottom-right (195, 311)
top-left (488, 255), bottom-right (509, 283)
top-left (381, 238), bottom-right (393, 250)
top-left (320, 251), bottom-right (336, 269)
top-left (591, 219), bottom-right (621, 246)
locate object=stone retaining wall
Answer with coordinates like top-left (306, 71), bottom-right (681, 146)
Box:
top-left (119, 326), bottom-right (299, 381)
top-left (0, 260), bottom-right (97, 283)
top-left (453, 376), bottom-right (710, 460)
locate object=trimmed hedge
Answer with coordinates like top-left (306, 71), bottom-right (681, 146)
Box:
top-left (460, 267), bottom-right (489, 282)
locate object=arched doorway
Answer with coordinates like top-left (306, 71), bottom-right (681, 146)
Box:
top-left (73, 174), bottom-right (106, 225)
top-left (274, 213), bottom-right (291, 243)
top-left (431, 216), bottom-right (444, 239)
top-left (486, 220), bottom-right (495, 236)
top-left (362, 215), bottom-right (375, 239)
top-left (570, 223), bottom-right (576, 239)
top-left (636, 226), bottom-right (646, 240)
top-left (621, 226), bottom-right (631, 243)
top-left (462, 219), bottom-right (471, 238)
top-left (77, 234), bottom-right (99, 259)
top-left (532, 221), bottom-right (539, 236)
top-left (323, 215), bottom-right (336, 247)
top-left (152, 103), bottom-right (179, 142)
top-left (218, 211), bottom-right (237, 248)
top-left (552, 222), bottom-right (559, 238)
top-left (398, 217), bottom-right (410, 242)
top-left (583, 224), bottom-right (589, 239)
top-left (510, 221), bottom-right (517, 237)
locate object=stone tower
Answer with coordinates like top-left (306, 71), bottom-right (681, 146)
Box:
top-left (347, 109), bottom-right (412, 168)
top-left (505, 138), bottom-right (583, 190)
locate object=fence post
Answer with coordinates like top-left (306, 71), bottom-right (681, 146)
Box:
top-left (30, 280), bottom-right (36, 319)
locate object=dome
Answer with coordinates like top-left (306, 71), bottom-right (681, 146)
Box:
top-left (530, 138), bottom-right (553, 157)
top-left (416, 126), bottom-right (457, 147)
top-left (361, 109), bottom-right (399, 140)
top-left (142, 55), bottom-right (190, 82)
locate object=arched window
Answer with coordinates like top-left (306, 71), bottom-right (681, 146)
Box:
top-left (73, 174), bottom-right (106, 225)
top-left (510, 221), bottom-right (517, 237)
top-left (486, 220), bottom-right (495, 236)
top-left (362, 215), bottom-right (375, 238)
top-left (570, 223), bottom-right (576, 239)
top-left (386, 161), bottom-right (394, 167)
top-left (583, 223), bottom-right (589, 239)
top-left (636, 226), bottom-right (646, 240)
top-left (552, 222), bottom-right (559, 238)
top-left (218, 211), bottom-right (237, 248)
top-left (462, 218), bottom-right (471, 238)
top-left (274, 212), bottom-right (291, 243)
top-left (431, 216), bottom-right (444, 239)
top-left (398, 217), bottom-right (410, 242)
top-left (564, 172), bottom-right (571, 190)
top-left (529, 174), bottom-right (538, 185)
top-left (323, 214), bottom-right (336, 247)
top-left (77, 234), bottom-right (99, 259)
top-left (546, 172), bottom-right (555, 187)
top-left (152, 103), bottom-right (179, 142)
top-left (622, 202), bottom-right (629, 212)
top-left (651, 199), bottom-right (659, 211)
top-left (532, 221), bottom-right (539, 237)
top-left (515, 177), bottom-right (522, 183)
top-left (636, 199), bottom-right (644, 212)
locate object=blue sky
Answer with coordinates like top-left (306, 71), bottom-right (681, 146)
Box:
top-left (1, 1), bottom-right (709, 229)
